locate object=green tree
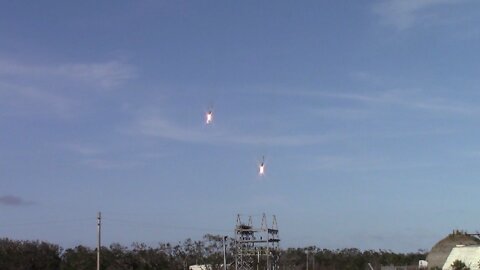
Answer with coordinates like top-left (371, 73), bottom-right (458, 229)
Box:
top-left (0, 238), bottom-right (61, 270)
top-left (451, 259), bottom-right (470, 270)
top-left (61, 245), bottom-right (95, 270)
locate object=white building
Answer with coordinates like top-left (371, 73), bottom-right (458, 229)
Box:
top-left (442, 245), bottom-right (480, 270)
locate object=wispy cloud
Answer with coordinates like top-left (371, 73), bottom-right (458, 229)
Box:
top-left (307, 155), bottom-right (384, 172)
top-left (305, 154), bottom-right (436, 172)
top-left (347, 91), bottom-right (477, 115)
top-left (373, 0), bottom-right (465, 30)
top-left (138, 117), bottom-right (214, 143)
top-left (63, 143), bottom-right (103, 156)
top-left (83, 158), bottom-right (140, 170)
top-left (0, 58), bottom-right (136, 89)
top-left (229, 133), bottom-right (333, 146)
top-left (136, 114), bottom-right (335, 146)
top-left (62, 143), bottom-right (141, 170)
top-left (0, 195), bottom-right (34, 206)
top-left (0, 81), bottom-right (74, 117)
top-left (283, 89), bottom-right (479, 116)
top-left (132, 86), bottom-right (471, 146)
top-left (350, 71), bottom-right (385, 86)
top-left (0, 56), bottom-right (136, 118)
top-left (308, 107), bottom-right (372, 120)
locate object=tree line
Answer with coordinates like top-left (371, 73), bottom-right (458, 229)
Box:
top-left (0, 235), bottom-right (427, 270)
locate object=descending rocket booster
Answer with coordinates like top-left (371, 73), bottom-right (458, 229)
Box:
top-left (259, 156), bottom-right (265, 176)
top-left (206, 110), bottom-right (213, 124)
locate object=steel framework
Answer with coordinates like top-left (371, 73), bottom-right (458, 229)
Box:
top-left (234, 214), bottom-right (280, 270)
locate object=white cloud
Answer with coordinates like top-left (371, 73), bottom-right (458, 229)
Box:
top-left (373, 0), bottom-right (464, 30)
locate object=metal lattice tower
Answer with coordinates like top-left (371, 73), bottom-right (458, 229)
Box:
top-left (234, 214), bottom-right (280, 270)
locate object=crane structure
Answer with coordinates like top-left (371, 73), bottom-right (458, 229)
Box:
top-left (234, 214), bottom-right (280, 270)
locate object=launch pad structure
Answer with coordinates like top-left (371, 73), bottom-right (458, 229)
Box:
top-left (234, 214), bottom-right (280, 270)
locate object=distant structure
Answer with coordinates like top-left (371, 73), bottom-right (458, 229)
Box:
top-left (380, 266), bottom-right (418, 270)
top-left (418, 260), bottom-right (428, 269)
top-left (234, 214), bottom-right (280, 270)
top-left (379, 259), bottom-right (428, 270)
top-left (189, 265), bottom-right (212, 270)
top-left (426, 230), bottom-right (480, 269)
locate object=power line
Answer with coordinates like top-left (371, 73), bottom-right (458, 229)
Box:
top-left (103, 217), bottom-right (230, 233)
top-left (1, 217), bottom-right (93, 228)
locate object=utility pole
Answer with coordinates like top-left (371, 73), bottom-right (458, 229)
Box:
top-left (223, 236), bottom-right (227, 270)
top-left (97, 211), bottom-right (101, 270)
top-left (257, 250), bottom-right (260, 270)
top-left (306, 250), bottom-right (309, 270)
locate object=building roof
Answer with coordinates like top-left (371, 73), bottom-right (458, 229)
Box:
top-left (426, 232), bottom-right (480, 269)
top-left (443, 245), bottom-right (480, 270)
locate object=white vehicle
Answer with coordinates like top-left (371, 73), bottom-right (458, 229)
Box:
top-left (189, 265), bottom-right (212, 270)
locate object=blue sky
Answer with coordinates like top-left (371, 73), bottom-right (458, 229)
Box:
top-left (1, 0), bottom-right (480, 252)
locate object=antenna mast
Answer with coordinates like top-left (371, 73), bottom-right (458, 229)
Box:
top-left (97, 211), bottom-right (101, 270)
